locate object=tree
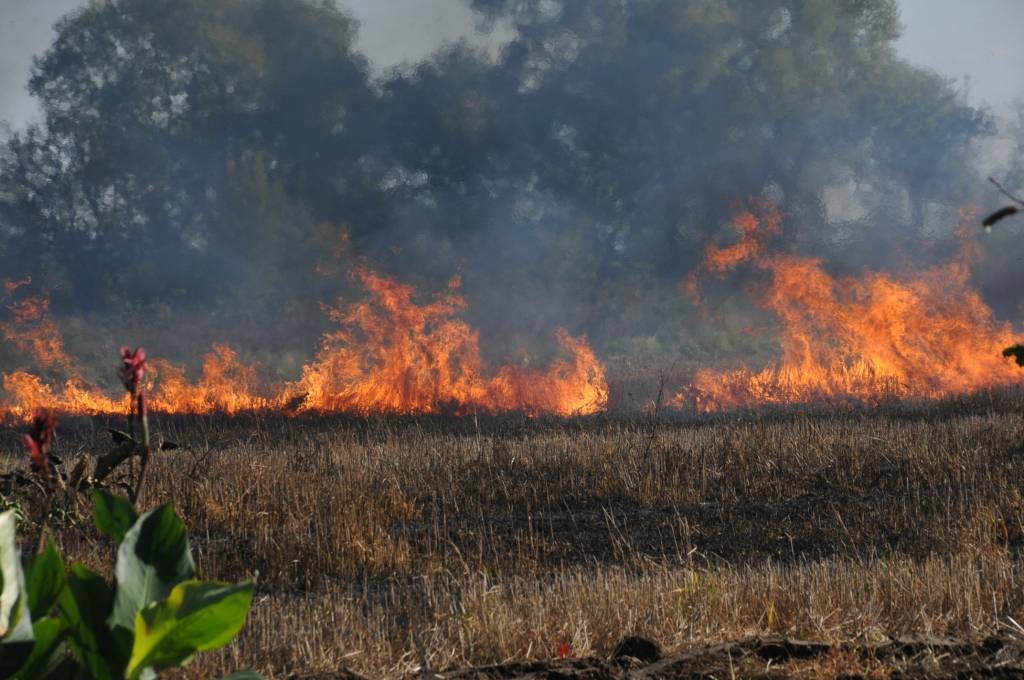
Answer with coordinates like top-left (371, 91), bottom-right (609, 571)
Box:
top-left (1, 0), bottom-right (378, 310)
top-left (0, 0), bottom-right (998, 365)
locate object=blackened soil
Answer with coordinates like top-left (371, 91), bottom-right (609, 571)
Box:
top-left (294, 636), bottom-right (1024, 679)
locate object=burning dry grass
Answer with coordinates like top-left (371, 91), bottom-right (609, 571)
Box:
top-left (678, 203), bottom-right (1021, 412)
top-left (3, 395), bottom-right (1024, 676)
top-left (0, 269), bottom-right (609, 420)
top-left (3, 203), bottom-right (1020, 426)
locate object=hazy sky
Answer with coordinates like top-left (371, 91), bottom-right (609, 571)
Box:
top-left (1, 0), bottom-right (1022, 129)
top-left (897, 0), bottom-right (1024, 114)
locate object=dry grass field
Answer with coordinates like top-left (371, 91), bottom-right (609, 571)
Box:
top-left (6, 390), bottom-right (1024, 678)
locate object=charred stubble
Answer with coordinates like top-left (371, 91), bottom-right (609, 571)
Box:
top-left (4, 397), bottom-right (1024, 677)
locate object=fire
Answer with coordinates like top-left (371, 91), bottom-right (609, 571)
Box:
top-left (4, 201), bottom-right (1014, 420)
top-left (0, 280), bottom-right (124, 418)
top-left (676, 201), bottom-right (1020, 410)
top-left (1, 290), bottom-right (75, 371)
top-left (148, 345), bottom-right (275, 414)
top-left (2, 372), bottom-right (123, 419)
top-left (0, 271), bottom-right (608, 419)
top-left (292, 269), bottom-right (607, 416)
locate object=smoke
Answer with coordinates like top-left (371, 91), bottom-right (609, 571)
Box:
top-left (0, 0), bottom-right (1018, 402)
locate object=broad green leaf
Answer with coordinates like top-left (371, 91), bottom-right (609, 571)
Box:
top-left (110, 505), bottom-right (195, 632)
top-left (92, 489), bottom-right (139, 544)
top-left (11, 617), bottom-right (70, 680)
top-left (27, 540), bottom-right (65, 620)
top-left (127, 580), bottom-right (254, 679)
top-left (59, 563), bottom-right (128, 680)
top-left (0, 509), bottom-right (28, 637)
top-left (0, 509), bottom-right (34, 674)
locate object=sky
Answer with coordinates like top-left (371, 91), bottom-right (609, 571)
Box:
top-left (896, 0), bottom-right (1024, 115)
top-left (0, 0), bottom-right (1022, 129)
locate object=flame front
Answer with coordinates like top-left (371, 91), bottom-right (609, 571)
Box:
top-left (292, 269), bottom-right (607, 416)
top-left (0, 281), bottom-right (124, 418)
top-left (2, 203), bottom-right (1018, 419)
top-left (0, 269), bottom-right (608, 419)
top-left (676, 202), bottom-right (1020, 411)
top-left (148, 345), bottom-right (275, 414)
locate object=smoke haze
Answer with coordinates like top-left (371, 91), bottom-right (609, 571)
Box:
top-left (0, 0), bottom-right (1022, 409)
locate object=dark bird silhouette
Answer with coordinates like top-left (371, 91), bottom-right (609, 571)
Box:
top-left (983, 206), bottom-right (1019, 231)
top-left (1003, 345), bottom-right (1024, 367)
top-left (985, 178), bottom-right (1024, 232)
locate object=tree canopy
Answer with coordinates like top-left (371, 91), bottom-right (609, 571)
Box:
top-left (0, 0), bottom-right (999, 369)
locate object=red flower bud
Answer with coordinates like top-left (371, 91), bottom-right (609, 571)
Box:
top-left (23, 409), bottom-right (56, 481)
top-left (119, 346), bottom-right (147, 397)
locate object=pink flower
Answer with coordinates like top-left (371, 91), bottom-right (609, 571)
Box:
top-left (23, 409), bottom-right (57, 480)
top-left (119, 346), bottom-right (146, 397)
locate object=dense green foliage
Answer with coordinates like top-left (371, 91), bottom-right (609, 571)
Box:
top-left (0, 492), bottom-right (257, 679)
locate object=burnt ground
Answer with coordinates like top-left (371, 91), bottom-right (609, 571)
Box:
top-left (9, 398), bottom-right (1024, 678)
top-left (294, 636), bottom-right (1024, 679)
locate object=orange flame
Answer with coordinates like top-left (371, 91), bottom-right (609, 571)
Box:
top-left (147, 345), bottom-right (274, 414)
top-left (0, 271), bottom-right (608, 419)
top-left (1, 288), bottom-right (76, 371)
top-left (292, 269), bottom-right (607, 416)
top-left (2, 371), bottom-right (124, 419)
top-left (0, 280), bottom-right (123, 418)
top-left (676, 202), bottom-right (1020, 410)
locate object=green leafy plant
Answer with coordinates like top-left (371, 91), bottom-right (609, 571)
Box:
top-left (0, 347), bottom-right (261, 678)
top-left (0, 491), bottom-right (259, 679)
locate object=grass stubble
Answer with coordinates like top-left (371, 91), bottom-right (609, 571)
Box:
top-left (5, 390), bottom-right (1024, 677)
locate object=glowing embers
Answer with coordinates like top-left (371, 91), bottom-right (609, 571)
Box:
top-left (676, 202), bottom-right (1019, 411)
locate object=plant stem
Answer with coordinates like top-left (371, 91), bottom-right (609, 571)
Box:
top-left (130, 393), bottom-right (151, 507)
top-left (34, 518), bottom-right (49, 556)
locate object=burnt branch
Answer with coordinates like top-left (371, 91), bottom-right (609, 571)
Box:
top-left (983, 206), bottom-right (1020, 228)
top-left (989, 177), bottom-right (1024, 207)
top-left (92, 441), bottom-right (139, 485)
